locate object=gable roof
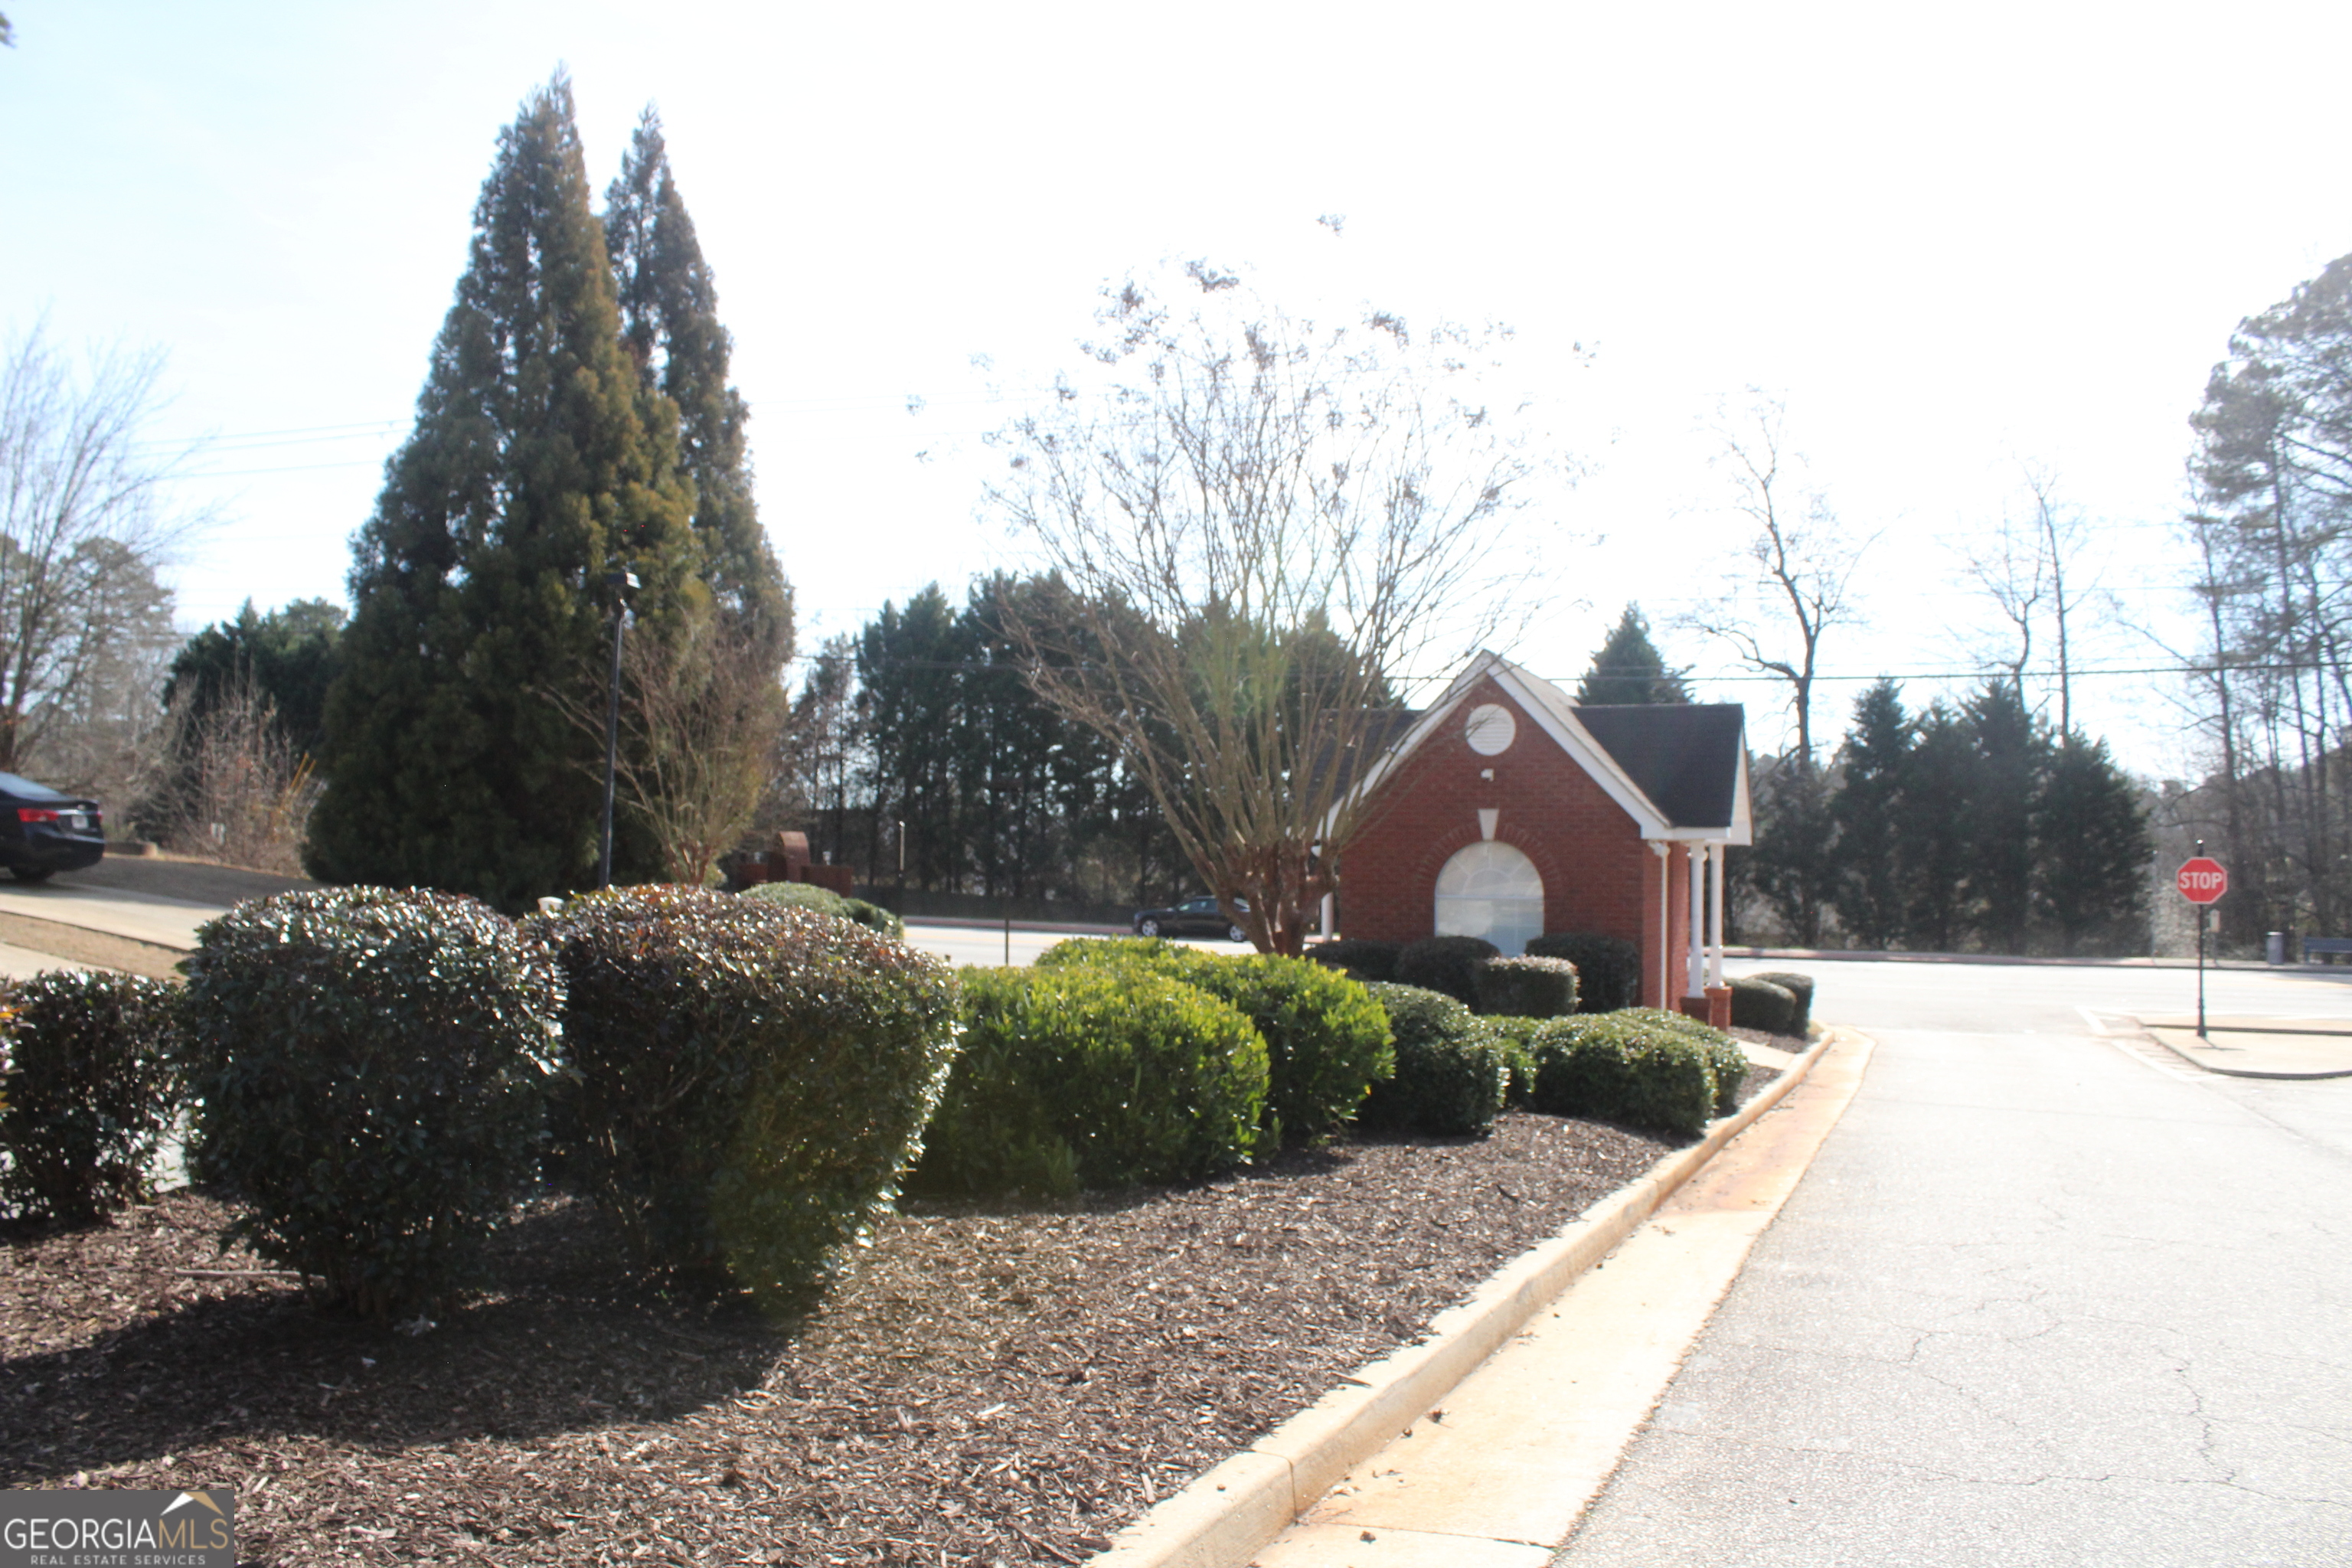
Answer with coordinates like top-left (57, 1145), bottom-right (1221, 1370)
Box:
top-left (1332, 650), bottom-right (1750, 843)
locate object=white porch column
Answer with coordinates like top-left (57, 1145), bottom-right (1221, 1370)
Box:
top-left (1686, 841), bottom-right (1707, 998)
top-left (1649, 841), bottom-right (1671, 1008)
top-left (1708, 839), bottom-right (1726, 988)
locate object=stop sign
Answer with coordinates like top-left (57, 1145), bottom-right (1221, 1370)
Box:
top-left (2177, 858), bottom-right (2229, 903)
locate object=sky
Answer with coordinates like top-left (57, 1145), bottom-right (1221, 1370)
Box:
top-left (8, 2), bottom-right (2350, 782)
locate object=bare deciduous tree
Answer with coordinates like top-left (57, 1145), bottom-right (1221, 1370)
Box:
top-left (149, 674), bottom-right (319, 874)
top-left (0, 323), bottom-right (203, 780)
top-left (986, 265), bottom-right (1535, 955)
top-left (1960, 465), bottom-right (2097, 733)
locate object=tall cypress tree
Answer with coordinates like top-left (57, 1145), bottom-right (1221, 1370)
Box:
top-left (1963, 679), bottom-right (2042, 952)
top-left (1574, 605), bottom-right (1690, 705)
top-left (604, 108), bottom-right (792, 653)
top-left (308, 77), bottom-right (698, 909)
top-left (1829, 678), bottom-right (1911, 949)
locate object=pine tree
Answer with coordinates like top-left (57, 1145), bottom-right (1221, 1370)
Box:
top-left (308, 77), bottom-right (698, 909)
top-left (2034, 733), bottom-right (2151, 956)
top-left (1899, 702), bottom-right (1975, 951)
top-left (1829, 678), bottom-right (1910, 949)
top-left (605, 109), bottom-right (792, 650)
top-left (1963, 679), bottom-right (2042, 952)
top-left (1574, 604), bottom-right (1691, 705)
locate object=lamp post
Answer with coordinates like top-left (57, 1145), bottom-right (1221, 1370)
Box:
top-left (596, 567), bottom-right (639, 890)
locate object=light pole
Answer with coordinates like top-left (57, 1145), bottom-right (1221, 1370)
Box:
top-left (596, 567), bottom-right (639, 890)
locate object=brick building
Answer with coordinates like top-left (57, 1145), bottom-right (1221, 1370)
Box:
top-left (1329, 652), bottom-right (1750, 1011)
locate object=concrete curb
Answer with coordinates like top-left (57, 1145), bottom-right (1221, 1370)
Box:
top-left (2137, 1030), bottom-right (2352, 1081)
top-left (1090, 1027), bottom-right (1845, 1568)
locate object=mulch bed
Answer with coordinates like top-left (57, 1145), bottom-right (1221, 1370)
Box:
top-left (1, 1053), bottom-right (1793, 1567)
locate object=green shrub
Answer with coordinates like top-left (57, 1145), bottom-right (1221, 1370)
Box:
top-left (1521, 1011), bottom-right (1721, 1136)
top-left (1305, 939), bottom-right (1402, 984)
top-left (1395, 935), bottom-right (1501, 1007)
top-left (1357, 982), bottom-right (1508, 1137)
top-left (0, 972), bottom-right (185, 1223)
top-left (1473, 955), bottom-right (1580, 1018)
top-left (1612, 1007), bottom-right (1750, 1116)
top-left (1749, 970), bottom-right (1815, 1034)
top-left (740, 879), bottom-right (906, 940)
top-left (1728, 975), bottom-right (1798, 1034)
top-left (183, 888), bottom-right (560, 1320)
top-left (535, 886), bottom-right (956, 1303)
top-left (912, 966), bottom-right (1267, 1196)
top-left (1524, 933), bottom-right (1642, 1012)
top-left (1479, 1015), bottom-right (1544, 1109)
top-left (1035, 940), bottom-right (1395, 1143)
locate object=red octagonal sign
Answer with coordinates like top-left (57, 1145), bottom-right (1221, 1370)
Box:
top-left (2177, 858), bottom-right (2229, 904)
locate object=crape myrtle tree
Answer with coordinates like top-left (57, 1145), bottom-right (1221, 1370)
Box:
top-left (1574, 604), bottom-right (1690, 705)
top-left (987, 263), bottom-right (1530, 956)
top-left (309, 78), bottom-right (702, 909)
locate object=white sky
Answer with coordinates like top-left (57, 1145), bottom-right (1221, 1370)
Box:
top-left (8, 1), bottom-right (2350, 782)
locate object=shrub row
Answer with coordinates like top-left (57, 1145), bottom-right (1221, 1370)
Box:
top-left (1518, 1008), bottom-right (1749, 1136)
top-left (1309, 932), bottom-right (1638, 1015)
top-left (740, 879), bottom-right (907, 941)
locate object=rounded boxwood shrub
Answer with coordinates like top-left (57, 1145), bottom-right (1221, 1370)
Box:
top-left (1357, 982), bottom-right (1508, 1138)
top-left (1749, 970), bottom-right (1816, 1034)
top-left (1032, 940), bottom-right (1394, 1143)
top-left (1305, 939), bottom-right (1402, 984)
top-left (1479, 1015), bottom-right (1544, 1109)
top-left (1728, 975), bottom-right (1798, 1034)
top-left (1394, 935), bottom-right (1501, 1008)
top-left (0, 972), bottom-right (185, 1223)
top-left (183, 888), bottom-right (560, 1321)
top-left (1524, 933), bottom-right (1642, 1013)
top-left (911, 965), bottom-right (1268, 1197)
top-left (1521, 1011), bottom-right (1720, 1137)
top-left (534, 886), bottom-right (956, 1303)
top-left (1472, 955), bottom-right (1580, 1019)
top-left (1612, 1007), bottom-right (1750, 1116)
top-left (741, 878), bottom-right (906, 940)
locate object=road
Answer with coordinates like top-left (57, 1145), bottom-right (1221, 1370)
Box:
top-left (1550, 961), bottom-right (2352, 1566)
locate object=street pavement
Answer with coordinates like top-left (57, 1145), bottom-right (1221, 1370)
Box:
top-left (1548, 962), bottom-right (2352, 1567)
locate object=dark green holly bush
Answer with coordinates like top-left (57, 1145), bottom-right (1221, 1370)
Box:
top-left (0, 972), bottom-right (185, 1223)
top-left (910, 965), bottom-right (1267, 1197)
top-left (1473, 955), bottom-right (1580, 1018)
top-left (741, 879), bottom-right (906, 940)
top-left (1357, 982), bottom-right (1508, 1138)
top-left (1394, 936), bottom-right (1501, 1007)
top-left (1524, 933), bottom-right (1642, 1012)
top-left (1521, 1009), bottom-right (1744, 1135)
top-left (1749, 971), bottom-right (1815, 1034)
top-left (183, 888), bottom-right (560, 1321)
top-left (1305, 939), bottom-right (1403, 984)
top-left (1728, 975), bottom-right (1798, 1034)
top-left (534, 886), bottom-right (957, 1304)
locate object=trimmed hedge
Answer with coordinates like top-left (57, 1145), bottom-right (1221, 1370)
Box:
top-left (1032, 939), bottom-right (1393, 1144)
top-left (1522, 1011), bottom-right (1721, 1136)
top-left (912, 966), bottom-right (1268, 1196)
top-left (534, 887), bottom-right (956, 1304)
top-left (741, 879), bottom-right (906, 941)
top-left (183, 888), bottom-right (560, 1321)
top-left (1394, 935), bottom-right (1501, 1008)
top-left (0, 972), bottom-right (185, 1223)
top-left (1728, 975), bottom-right (1798, 1034)
top-left (1524, 933), bottom-right (1642, 1013)
top-left (1357, 982), bottom-right (1508, 1138)
top-left (1304, 939), bottom-right (1402, 985)
top-left (1473, 955), bottom-right (1580, 1019)
top-left (1749, 970), bottom-right (1816, 1034)
top-left (1613, 1007), bottom-right (1750, 1116)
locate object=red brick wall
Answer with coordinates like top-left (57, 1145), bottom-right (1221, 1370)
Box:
top-left (1334, 677), bottom-right (1690, 1007)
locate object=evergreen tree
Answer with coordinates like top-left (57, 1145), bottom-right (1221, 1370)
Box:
top-left (603, 108), bottom-right (792, 651)
top-left (1745, 755), bottom-right (1834, 946)
top-left (1829, 678), bottom-right (1910, 949)
top-left (2034, 733), bottom-right (2151, 955)
top-left (858, 585), bottom-right (968, 891)
top-left (308, 77), bottom-right (698, 909)
top-left (1963, 679), bottom-right (2041, 952)
top-left (1899, 702), bottom-right (1975, 951)
top-left (162, 598), bottom-right (345, 760)
top-left (1574, 604), bottom-right (1691, 705)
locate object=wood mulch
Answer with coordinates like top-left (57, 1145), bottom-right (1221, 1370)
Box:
top-left (1, 1051), bottom-right (1793, 1567)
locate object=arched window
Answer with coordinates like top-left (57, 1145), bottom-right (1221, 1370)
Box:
top-left (1434, 841), bottom-right (1545, 956)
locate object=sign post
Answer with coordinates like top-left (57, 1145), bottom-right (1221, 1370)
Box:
top-left (2177, 846), bottom-right (2230, 1038)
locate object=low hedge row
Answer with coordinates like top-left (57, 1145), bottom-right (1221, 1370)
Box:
top-left (740, 880), bottom-right (907, 941)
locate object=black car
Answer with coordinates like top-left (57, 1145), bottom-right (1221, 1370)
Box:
top-left (0, 772), bottom-right (104, 883)
top-left (1132, 896), bottom-right (1250, 942)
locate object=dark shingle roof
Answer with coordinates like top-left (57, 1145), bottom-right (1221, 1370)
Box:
top-left (1572, 704), bottom-right (1746, 830)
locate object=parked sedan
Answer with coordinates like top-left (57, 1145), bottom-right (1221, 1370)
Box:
top-left (1132, 896), bottom-right (1250, 942)
top-left (0, 772), bottom-right (104, 883)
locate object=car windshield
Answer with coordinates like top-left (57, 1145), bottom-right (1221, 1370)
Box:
top-left (0, 773), bottom-right (70, 801)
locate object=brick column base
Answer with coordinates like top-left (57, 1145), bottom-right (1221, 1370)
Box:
top-left (1704, 984), bottom-right (1732, 1030)
top-left (1677, 995), bottom-right (1709, 1022)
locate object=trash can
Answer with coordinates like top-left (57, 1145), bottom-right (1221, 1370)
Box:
top-left (2267, 930), bottom-right (2287, 965)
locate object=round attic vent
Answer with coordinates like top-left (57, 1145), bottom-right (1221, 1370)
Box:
top-left (1464, 702), bottom-right (1516, 756)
